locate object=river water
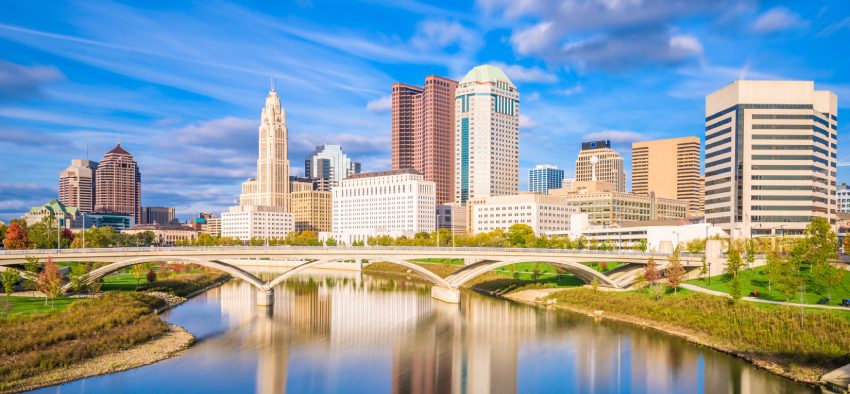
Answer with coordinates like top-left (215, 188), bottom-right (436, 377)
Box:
top-left (33, 270), bottom-right (814, 394)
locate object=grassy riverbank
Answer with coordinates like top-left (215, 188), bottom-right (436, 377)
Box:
top-left (538, 288), bottom-right (850, 383)
top-left (0, 292), bottom-right (170, 391)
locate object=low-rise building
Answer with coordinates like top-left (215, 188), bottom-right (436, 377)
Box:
top-left (24, 199), bottom-right (79, 228)
top-left (470, 193), bottom-right (585, 235)
top-left (123, 224), bottom-right (198, 245)
top-left (79, 212), bottom-right (135, 230)
top-left (221, 205), bottom-right (294, 242)
top-left (838, 183), bottom-right (850, 213)
top-left (331, 169), bottom-right (435, 244)
top-left (192, 213), bottom-right (221, 236)
top-left (550, 180), bottom-right (688, 226)
top-left (580, 220), bottom-right (727, 251)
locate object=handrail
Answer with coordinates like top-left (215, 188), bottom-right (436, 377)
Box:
top-left (0, 245), bottom-right (705, 258)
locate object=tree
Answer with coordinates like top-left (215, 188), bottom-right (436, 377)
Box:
top-left (643, 256), bottom-right (663, 300)
top-left (3, 222), bottom-right (29, 249)
top-left (811, 260), bottom-right (845, 301)
top-left (146, 268), bottom-right (157, 283)
top-left (665, 249), bottom-right (685, 294)
top-left (131, 264), bottom-right (147, 286)
top-left (1, 269), bottom-right (20, 298)
top-left (686, 238), bottom-right (706, 253)
top-left (764, 248), bottom-right (784, 293)
top-left (744, 239), bottom-right (757, 270)
top-left (634, 239), bottom-right (648, 252)
top-left (325, 237), bottom-right (338, 246)
top-left (725, 247), bottom-right (743, 278)
top-left (599, 261), bottom-right (609, 272)
top-left (23, 256), bottom-right (40, 273)
top-left (729, 275), bottom-right (742, 303)
top-left (508, 224), bottom-right (534, 247)
top-left (36, 258), bottom-right (63, 307)
top-left (698, 255), bottom-right (708, 282)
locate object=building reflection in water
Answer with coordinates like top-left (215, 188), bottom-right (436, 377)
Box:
top-left (208, 270), bottom-right (809, 394)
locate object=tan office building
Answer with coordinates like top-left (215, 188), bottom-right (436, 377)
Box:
top-left (632, 136), bottom-right (702, 214)
top-left (290, 177), bottom-right (332, 232)
top-left (704, 80), bottom-right (837, 237)
top-left (551, 181), bottom-right (688, 226)
top-left (95, 144), bottom-right (141, 223)
top-left (575, 140), bottom-right (625, 192)
top-left (59, 159), bottom-right (97, 214)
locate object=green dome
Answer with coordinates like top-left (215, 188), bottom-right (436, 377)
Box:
top-left (460, 65), bottom-right (513, 85)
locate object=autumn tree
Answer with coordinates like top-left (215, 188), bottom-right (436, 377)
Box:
top-left (131, 264), bottom-right (147, 286)
top-left (665, 248), bottom-right (686, 294)
top-left (2, 269), bottom-right (20, 298)
top-left (36, 258), bottom-right (63, 307)
top-left (3, 222), bottom-right (29, 250)
top-left (146, 268), bottom-right (157, 283)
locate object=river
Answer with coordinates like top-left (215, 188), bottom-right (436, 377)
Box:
top-left (32, 270), bottom-right (814, 393)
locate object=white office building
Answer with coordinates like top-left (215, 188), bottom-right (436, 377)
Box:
top-left (838, 183), bottom-right (850, 213)
top-left (470, 194), bottom-right (585, 236)
top-left (454, 64), bottom-right (520, 204)
top-left (221, 205), bottom-right (293, 241)
top-left (330, 169), bottom-right (435, 244)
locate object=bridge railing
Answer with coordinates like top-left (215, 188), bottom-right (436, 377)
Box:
top-left (0, 245), bottom-right (704, 258)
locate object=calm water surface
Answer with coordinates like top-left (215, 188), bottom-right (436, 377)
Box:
top-left (34, 270), bottom-right (814, 394)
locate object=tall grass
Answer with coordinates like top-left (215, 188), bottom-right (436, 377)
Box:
top-left (137, 272), bottom-right (230, 297)
top-left (550, 288), bottom-right (850, 372)
top-left (0, 292), bottom-right (168, 389)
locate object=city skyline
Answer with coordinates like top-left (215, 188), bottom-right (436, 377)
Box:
top-left (2, 1), bottom-right (850, 222)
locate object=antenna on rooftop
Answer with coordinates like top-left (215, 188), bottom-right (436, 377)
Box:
top-left (117, 130), bottom-right (121, 145)
top-left (270, 77), bottom-right (276, 92)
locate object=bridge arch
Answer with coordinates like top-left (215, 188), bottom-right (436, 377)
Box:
top-left (263, 256), bottom-right (453, 290)
top-left (445, 258), bottom-right (620, 289)
top-left (65, 256), bottom-right (266, 292)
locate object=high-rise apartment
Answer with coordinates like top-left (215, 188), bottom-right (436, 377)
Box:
top-left (529, 164), bottom-right (564, 194)
top-left (94, 144), bottom-right (141, 222)
top-left (454, 65), bottom-right (519, 204)
top-left (59, 159), bottom-right (98, 213)
top-left (304, 144), bottom-right (361, 188)
top-left (704, 80), bottom-right (838, 237)
top-left (223, 84), bottom-right (294, 241)
top-left (575, 140), bottom-right (625, 192)
top-left (141, 206), bottom-right (176, 225)
top-left (392, 75), bottom-right (459, 204)
top-left (631, 137), bottom-right (702, 214)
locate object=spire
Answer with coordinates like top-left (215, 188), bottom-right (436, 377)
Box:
top-left (270, 77), bottom-right (276, 92)
top-left (117, 129), bottom-right (121, 145)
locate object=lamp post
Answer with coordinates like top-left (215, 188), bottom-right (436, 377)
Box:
top-left (56, 215), bottom-right (61, 251)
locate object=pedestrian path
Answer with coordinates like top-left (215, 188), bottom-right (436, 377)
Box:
top-left (679, 283), bottom-right (850, 311)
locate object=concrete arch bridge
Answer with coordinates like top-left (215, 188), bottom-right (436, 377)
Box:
top-left (0, 246), bottom-right (711, 304)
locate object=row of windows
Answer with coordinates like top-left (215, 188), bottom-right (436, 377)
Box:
top-left (706, 157), bottom-right (731, 168)
top-left (706, 167), bottom-right (731, 177)
top-left (706, 177), bottom-right (731, 187)
top-left (705, 104), bottom-right (813, 122)
top-left (706, 147), bottom-right (732, 159)
top-left (706, 127), bottom-right (732, 142)
top-left (706, 117), bottom-right (731, 131)
top-left (706, 137), bottom-right (732, 150)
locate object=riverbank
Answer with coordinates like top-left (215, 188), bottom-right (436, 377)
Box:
top-left (6, 324), bottom-right (194, 393)
top-left (0, 272), bottom-right (231, 393)
top-left (504, 288), bottom-right (848, 387)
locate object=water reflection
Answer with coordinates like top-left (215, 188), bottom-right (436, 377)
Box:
top-left (34, 270), bottom-right (814, 394)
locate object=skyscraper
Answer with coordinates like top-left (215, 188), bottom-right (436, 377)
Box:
top-left (454, 65), bottom-right (519, 204)
top-left (575, 140), bottom-right (625, 192)
top-left (94, 144), bottom-right (141, 222)
top-left (239, 83), bottom-right (291, 211)
top-left (392, 75), bottom-right (459, 204)
top-left (304, 144), bottom-right (361, 188)
top-left (59, 159), bottom-right (98, 213)
top-left (141, 206), bottom-right (176, 225)
top-left (529, 164), bottom-right (564, 194)
top-left (631, 136), bottom-right (702, 214)
top-left (223, 83), bottom-right (294, 241)
top-left (704, 80), bottom-right (837, 237)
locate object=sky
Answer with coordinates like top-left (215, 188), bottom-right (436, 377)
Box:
top-left (1, 0), bottom-right (849, 223)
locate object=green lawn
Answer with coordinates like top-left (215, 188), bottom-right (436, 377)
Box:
top-left (101, 272), bottom-right (148, 291)
top-left (686, 265), bottom-right (850, 306)
top-left (582, 261), bottom-right (626, 273)
top-left (2, 296), bottom-right (78, 317)
top-left (412, 258), bottom-right (465, 265)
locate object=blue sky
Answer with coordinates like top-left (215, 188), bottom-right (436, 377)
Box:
top-left (1, 0), bottom-right (849, 223)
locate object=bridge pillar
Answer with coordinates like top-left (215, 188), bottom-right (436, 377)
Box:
top-left (430, 286), bottom-right (460, 304)
top-left (705, 239), bottom-right (725, 277)
top-left (464, 257), bottom-right (476, 266)
top-left (257, 289), bottom-right (274, 306)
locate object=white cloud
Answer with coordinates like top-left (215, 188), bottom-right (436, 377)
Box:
top-left (519, 114), bottom-right (537, 129)
top-left (366, 95), bottom-right (392, 112)
top-left (750, 7), bottom-right (805, 34)
top-left (510, 22), bottom-right (557, 56)
top-left (488, 61), bottom-right (557, 83)
top-left (669, 34), bottom-right (703, 54)
top-left (556, 84), bottom-right (584, 96)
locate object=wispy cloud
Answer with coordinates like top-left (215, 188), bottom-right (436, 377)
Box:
top-left (750, 7), bottom-right (806, 35)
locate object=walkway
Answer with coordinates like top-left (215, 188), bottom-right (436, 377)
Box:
top-left (679, 283), bottom-right (850, 311)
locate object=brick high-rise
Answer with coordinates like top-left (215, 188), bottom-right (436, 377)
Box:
top-left (392, 75), bottom-right (458, 204)
top-left (94, 144), bottom-right (141, 222)
top-left (59, 159), bottom-right (98, 213)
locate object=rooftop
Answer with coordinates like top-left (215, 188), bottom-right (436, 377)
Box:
top-left (460, 64), bottom-right (513, 85)
top-left (106, 143), bottom-right (131, 155)
top-left (346, 168), bottom-right (422, 180)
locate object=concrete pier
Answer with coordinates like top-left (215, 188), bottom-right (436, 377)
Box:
top-left (430, 286), bottom-right (460, 304)
top-left (257, 289), bottom-right (274, 306)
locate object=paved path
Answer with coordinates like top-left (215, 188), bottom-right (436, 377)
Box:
top-left (679, 283), bottom-right (850, 311)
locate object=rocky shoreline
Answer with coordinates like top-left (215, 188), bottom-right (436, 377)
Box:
top-left (501, 288), bottom-right (826, 388)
